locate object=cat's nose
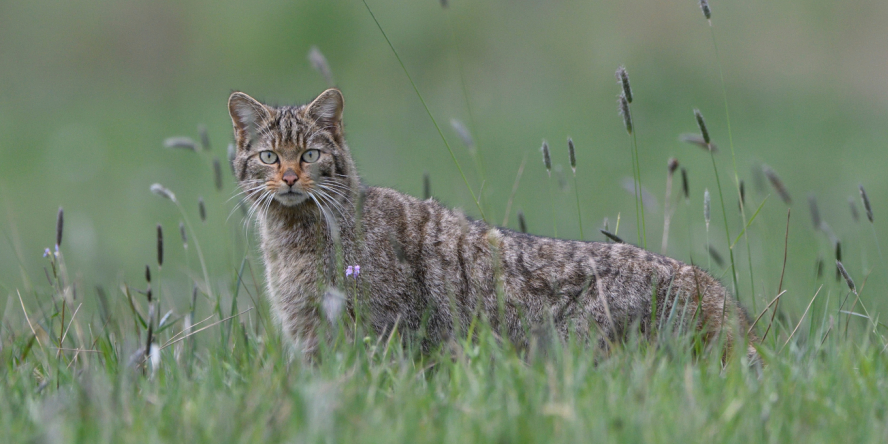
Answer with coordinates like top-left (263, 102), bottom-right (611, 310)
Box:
top-left (282, 169), bottom-right (298, 186)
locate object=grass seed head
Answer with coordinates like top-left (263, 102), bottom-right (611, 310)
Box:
top-left (156, 224), bottom-right (163, 267)
top-left (808, 194), bottom-right (821, 230)
top-left (213, 158), bottom-right (223, 191)
top-left (600, 229), bottom-right (624, 244)
top-left (518, 210), bottom-right (527, 233)
top-left (568, 138), bottom-right (576, 173)
top-left (150, 184), bottom-right (177, 203)
top-left (618, 93), bottom-right (632, 134)
top-left (145, 264), bottom-right (151, 284)
top-left (762, 165), bottom-right (791, 204)
top-left (541, 141), bottom-right (552, 175)
top-left (836, 260), bottom-right (855, 292)
top-left (163, 137), bottom-right (197, 151)
top-left (199, 197), bottom-right (207, 222)
top-left (859, 184), bottom-right (873, 223)
top-left (308, 46), bottom-right (335, 87)
top-left (179, 221), bottom-right (187, 248)
top-left (681, 168), bottom-right (689, 200)
top-left (55, 207), bottom-right (64, 249)
top-left (615, 66), bottom-right (632, 103)
top-left (815, 255), bottom-right (824, 279)
top-left (450, 119), bottom-right (475, 150)
top-left (199, 124), bottom-right (211, 151)
top-left (739, 180), bottom-right (746, 207)
top-left (699, 0), bottom-right (712, 20)
top-left (693, 109), bottom-right (710, 145)
top-left (704, 188), bottom-right (711, 227)
top-left (835, 241), bottom-right (842, 281)
top-left (667, 158), bottom-right (679, 176)
top-left (849, 196), bottom-right (860, 222)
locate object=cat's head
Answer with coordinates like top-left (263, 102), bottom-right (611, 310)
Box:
top-left (227, 89), bottom-right (354, 214)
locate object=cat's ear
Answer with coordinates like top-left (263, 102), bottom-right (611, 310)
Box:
top-left (306, 88), bottom-right (344, 130)
top-left (228, 92), bottom-right (270, 143)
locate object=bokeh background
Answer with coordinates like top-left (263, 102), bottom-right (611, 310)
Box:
top-left (2, 0), bottom-right (888, 317)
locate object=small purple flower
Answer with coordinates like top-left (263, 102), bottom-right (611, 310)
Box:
top-left (353, 265), bottom-right (360, 276)
top-left (346, 266), bottom-right (354, 278)
top-left (43, 248), bottom-right (51, 258)
top-left (345, 265), bottom-right (361, 279)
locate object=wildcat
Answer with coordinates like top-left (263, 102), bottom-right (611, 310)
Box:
top-left (228, 88), bottom-right (759, 362)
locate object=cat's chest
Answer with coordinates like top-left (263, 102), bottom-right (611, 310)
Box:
top-left (259, 222), bottom-right (324, 288)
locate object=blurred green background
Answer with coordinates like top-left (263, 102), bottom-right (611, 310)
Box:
top-left (2, 0), bottom-right (888, 316)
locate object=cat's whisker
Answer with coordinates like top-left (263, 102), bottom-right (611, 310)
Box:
top-left (314, 189), bottom-right (350, 222)
top-left (308, 193), bottom-right (339, 240)
top-left (317, 183), bottom-right (353, 208)
top-left (316, 183), bottom-right (354, 205)
top-left (316, 184), bottom-right (356, 204)
top-left (260, 190), bottom-right (276, 223)
top-left (245, 190), bottom-right (270, 222)
top-left (228, 187), bottom-right (268, 222)
top-left (227, 182), bottom-right (266, 204)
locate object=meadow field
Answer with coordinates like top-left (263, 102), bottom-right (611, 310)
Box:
top-left (2, 0), bottom-right (888, 442)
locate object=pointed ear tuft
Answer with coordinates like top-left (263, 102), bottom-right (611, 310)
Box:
top-left (306, 88), bottom-right (344, 130)
top-left (228, 92), bottom-right (269, 137)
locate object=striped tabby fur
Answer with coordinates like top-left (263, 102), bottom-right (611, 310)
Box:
top-left (228, 88), bottom-right (759, 362)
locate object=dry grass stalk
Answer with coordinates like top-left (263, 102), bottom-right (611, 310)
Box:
top-left (779, 285), bottom-right (823, 353)
top-left (661, 158), bottom-right (679, 254)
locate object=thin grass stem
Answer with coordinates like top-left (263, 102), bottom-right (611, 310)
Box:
top-left (362, 0), bottom-right (486, 221)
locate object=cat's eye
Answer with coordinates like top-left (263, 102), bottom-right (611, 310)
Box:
top-left (301, 149), bottom-right (320, 163)
top-left (259, 151), bottom-right (278, 164)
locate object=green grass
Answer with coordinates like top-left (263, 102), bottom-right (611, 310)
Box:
top-left (4, 269), bottom-right (888, 443)
top-left (4, 1), bottom-right (888, 442)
